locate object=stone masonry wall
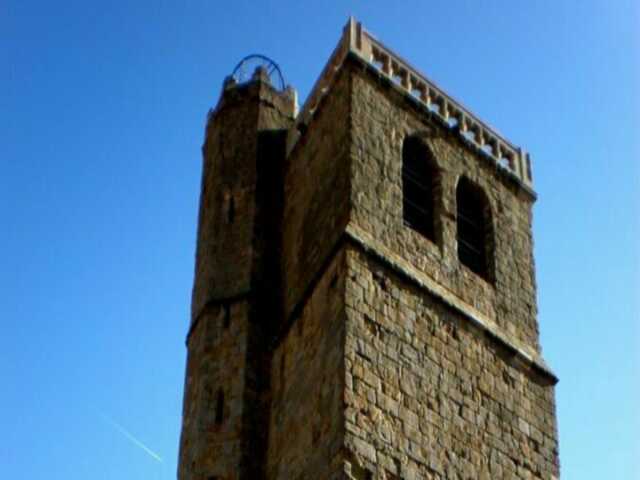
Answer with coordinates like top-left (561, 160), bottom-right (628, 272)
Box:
top-left (281, 68), bottom-right (352, 321)
top-left (179, 301), bottom-right (250, 480)
top-left (348, 61), bottom-right (541, 353)
top-left (191, 86), bottom-right (259, 321)
top-left (267, 250), bottom-right (347, 480)
top-left (191, 79), bottom-right (294, 321)
top-left (180, 77), bottom-right (295, 480)
top-left (179, 45), bottom-right (559, 479)
top-left (344, 247), bottom-right (559, 479)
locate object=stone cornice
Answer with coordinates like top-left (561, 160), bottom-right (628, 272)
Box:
top-left (289, 17), bottom-right (535, 194)
top-left (345, 223), bottom-right (558, 386)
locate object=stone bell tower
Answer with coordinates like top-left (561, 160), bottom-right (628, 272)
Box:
top-left (178, 18), bottom-right (560, 480)
top-left (178, 65), bottom-right (296, 479)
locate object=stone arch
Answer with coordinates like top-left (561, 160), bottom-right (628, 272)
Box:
top-left (401, 134), bottom-right (441, 244)
top-left (455, 176), bottom-right (495, 282)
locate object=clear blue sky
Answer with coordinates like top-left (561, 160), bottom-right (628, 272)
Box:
top-left (2, 1), bottom-right (638, 478)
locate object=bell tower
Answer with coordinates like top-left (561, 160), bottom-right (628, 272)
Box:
top-left (178, 19), bottom-right (560, 480)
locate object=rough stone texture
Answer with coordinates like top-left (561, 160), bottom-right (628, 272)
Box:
top-left (343, 246), bottom-right (559, 480)
top-left (281, 67), bottom-right (352, 320)
top-left (267, 250), bottom-right (346, 480)
top-left (178, 73), bottom-right (296, 480)
top-left (179, 302), bottom-right (250, 480)
top-left (348, 61), bottom-right (540, 354)
top-left (191, 78), bottom-right (295, 319)
top-left (266, 67), bottom-right (351, 479)
top-left (178, 33), bottom-right (560, 480)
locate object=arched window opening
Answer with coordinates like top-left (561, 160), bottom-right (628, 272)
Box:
top-left (456, 177), bottom-right (493, 281)
top-left (215, 389), bottom-right (224, 425)
top-left (402, 136), bottom-right (438, 241)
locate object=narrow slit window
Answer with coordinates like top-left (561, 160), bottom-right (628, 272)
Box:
top-left (215, 389), bottom-right (224, 425)
top-left (280, 351), bottom-right (286, 391)
top-left (223, 304), bottom-right (231, 329)
top-left (402, 136), bottom-right (437, 241)
top-left (456, 177), bottom-right (493, 280)
top-left (227, 195), bottom-right (235, 224)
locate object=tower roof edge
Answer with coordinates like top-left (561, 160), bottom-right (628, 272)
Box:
top-left (290, 18), bottom-right (535, 192)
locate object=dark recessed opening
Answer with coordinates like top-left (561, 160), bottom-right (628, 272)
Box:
top-left (223, 304), bottom-right (231, 329)
top-left (402, 136), bottom-right (438, 242)
top-left (227, 195), bottom-right (235, 224)
top-left (456, 177), bottom-right (493, 281)
top-left (215, 389), bottom-right (224, 425)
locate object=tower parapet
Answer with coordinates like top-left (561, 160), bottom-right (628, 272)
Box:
top-left (179, 18), bottom-right (559, 480)
top-left (290, 18), bottom-right (534, 192)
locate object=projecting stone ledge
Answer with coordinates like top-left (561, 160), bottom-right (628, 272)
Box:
top-left (345, 223), bottom-right (558, 386)
top-left (290, 17), bottom-right (535, 194)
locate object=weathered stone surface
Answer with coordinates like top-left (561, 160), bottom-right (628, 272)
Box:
top-left (348, 66), bottom-right (540, 353)
top-left (280, 67), bottom-right (352, 321)
top-left (178, 72), bottom-right (296, 480)
top-left (178, 21), bottom-right (559, 480)
top-left (267, 251), bottom-right (346, 479)
top-left (343, 247), bottom-right (559, 479)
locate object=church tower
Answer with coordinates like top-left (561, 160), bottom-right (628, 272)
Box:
top-left (178, 19), bottom-right (560, 480)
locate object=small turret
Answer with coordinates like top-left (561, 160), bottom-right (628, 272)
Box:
top-left (179, 58), bottom-right (296, 480)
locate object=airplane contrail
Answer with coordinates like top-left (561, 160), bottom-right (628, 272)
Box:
top-left (100, 412), bottom-right (164, 463)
